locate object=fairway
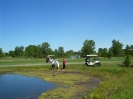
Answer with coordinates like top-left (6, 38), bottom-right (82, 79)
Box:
top-left (0, 57), bottom-right (128, 67)
top-left (0, 57), bottom-right (133, 99)
top-left (0, 58), bottom-right (84, 67)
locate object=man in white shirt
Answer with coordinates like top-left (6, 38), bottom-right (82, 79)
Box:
top-left (55, 60), bottom-right (59, 70)
top-left (51, 60), bottom-right (55, 70)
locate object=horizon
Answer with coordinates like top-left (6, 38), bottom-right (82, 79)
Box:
top-left (0, 39), bottom-right (131, 53)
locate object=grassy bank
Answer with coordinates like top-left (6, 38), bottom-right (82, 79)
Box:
top-left (0, 57), bottom-right (133, 99)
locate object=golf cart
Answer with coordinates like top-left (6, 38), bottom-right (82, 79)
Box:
top-left (84, 54), bottom-right (101, 66)
top-left (46, 55), bottom-right (55, 63)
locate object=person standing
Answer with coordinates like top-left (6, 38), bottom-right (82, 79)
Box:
top-left (63, 59), bottom-right (66, 69)
top-left (55, 60), bottom-right (59, 70)
top-left (51, 60), bottom-right (55, 70)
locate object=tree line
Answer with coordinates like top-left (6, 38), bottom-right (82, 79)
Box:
top-left (0, 39), bottom-right (133, 59)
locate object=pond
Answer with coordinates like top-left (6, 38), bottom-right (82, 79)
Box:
top-left (0, 74), bottom-right (56, 99)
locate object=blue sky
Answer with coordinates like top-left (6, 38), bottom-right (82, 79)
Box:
top-left (1, 0), bottom-right (133, 53)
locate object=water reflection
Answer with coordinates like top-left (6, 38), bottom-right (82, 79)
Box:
top-left (0, 74), bottom-right (56, 99)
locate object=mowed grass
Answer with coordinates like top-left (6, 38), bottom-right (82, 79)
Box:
top-left (0, 57), bottom-right (45, 66)
top-left (0, 57), bottom-right (83, 66)
top-left (0, 57), bottom-right (133, 99)
top-left (0, 57), bottom-right (125, 66)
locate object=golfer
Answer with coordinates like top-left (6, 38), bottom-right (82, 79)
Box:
top-left (55, 60), bottom-right (59, 70)
top-left (51, 60), bottom-right (55, 70)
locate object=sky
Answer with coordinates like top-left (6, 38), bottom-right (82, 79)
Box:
top-left (1, 0), bottom-right (133, 53)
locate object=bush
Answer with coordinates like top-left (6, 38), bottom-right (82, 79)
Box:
top-left (123, 56), bottom-right (131, 67)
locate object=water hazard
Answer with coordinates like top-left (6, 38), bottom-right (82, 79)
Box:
top-left (0, 74), bottom-right (56, 99)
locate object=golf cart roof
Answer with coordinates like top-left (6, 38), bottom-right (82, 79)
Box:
top-left (86, 55), bottom-right (97, 57)
top-left (47, 55), bottom-right (55, 57)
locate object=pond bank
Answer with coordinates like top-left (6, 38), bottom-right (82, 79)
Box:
top-left (14, 70), bottom-right (102, 99)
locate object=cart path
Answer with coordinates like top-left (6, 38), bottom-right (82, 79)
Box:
top-left (0, 62), bottom-right (84, 67)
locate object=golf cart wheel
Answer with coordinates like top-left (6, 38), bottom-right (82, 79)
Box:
top-left (94, 64), bottom-right (97, 67)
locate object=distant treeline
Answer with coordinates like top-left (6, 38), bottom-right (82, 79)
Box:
top-left (0, 39), bottom-right (133, 58)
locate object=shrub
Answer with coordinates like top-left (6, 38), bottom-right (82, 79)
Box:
top-left (123, 45), bottom-right (131, 67)
top-left (123, 56), bottom-right (131, 67)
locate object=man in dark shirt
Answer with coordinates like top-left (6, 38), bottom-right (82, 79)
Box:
top-left (63, 59), bottom-right (66, 69)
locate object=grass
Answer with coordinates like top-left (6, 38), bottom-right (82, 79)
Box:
top-left (0, 57), bottom-right (133, 99)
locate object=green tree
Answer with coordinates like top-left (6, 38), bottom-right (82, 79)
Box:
top-left (58, 46), bottom-right (64, 58)
top-left (53, 49), bottom-right (58, 57)
top-left (25, 45), bottom-right (39, 58)
top-left (46, 48), bottom-right (53, 55)
top-left (75, 50), bottom-right (81, 57)
top-left (98, 48), bottom-right (107, 58)
top-left (15, 46), bottom-right (24, 57)
top-left (9, 50), bottom-right (15, 57)
top-left (102, 48), bottom-right (107, 58)
top-left (37, 45), bottom-right (43, 58)
top-left (65, 50), bottom-right (74, 58)
top-left (111, 39), bottom-right (124, 57)
top-left (0, 48), bottom-right (4, 58)
top-left (41, 42), bottom-right (50, 56)
top-left (98, 48), bottom-right (103, 57)
top-left (107, 47), bottom-right (113, 58)
top-left (123, 45), bottom-right (131, 67)
top-left (130, 45), bottom-right (133, 57)
top-left (4, 52), bottom-right (9, 57)
top-left (81, 39), bottom-right (95, 56)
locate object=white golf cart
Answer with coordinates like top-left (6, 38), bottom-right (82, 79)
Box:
top-left (84, 54), bottom-right (101, 67)
top-left (46, 55), bottom-right (55, 63)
